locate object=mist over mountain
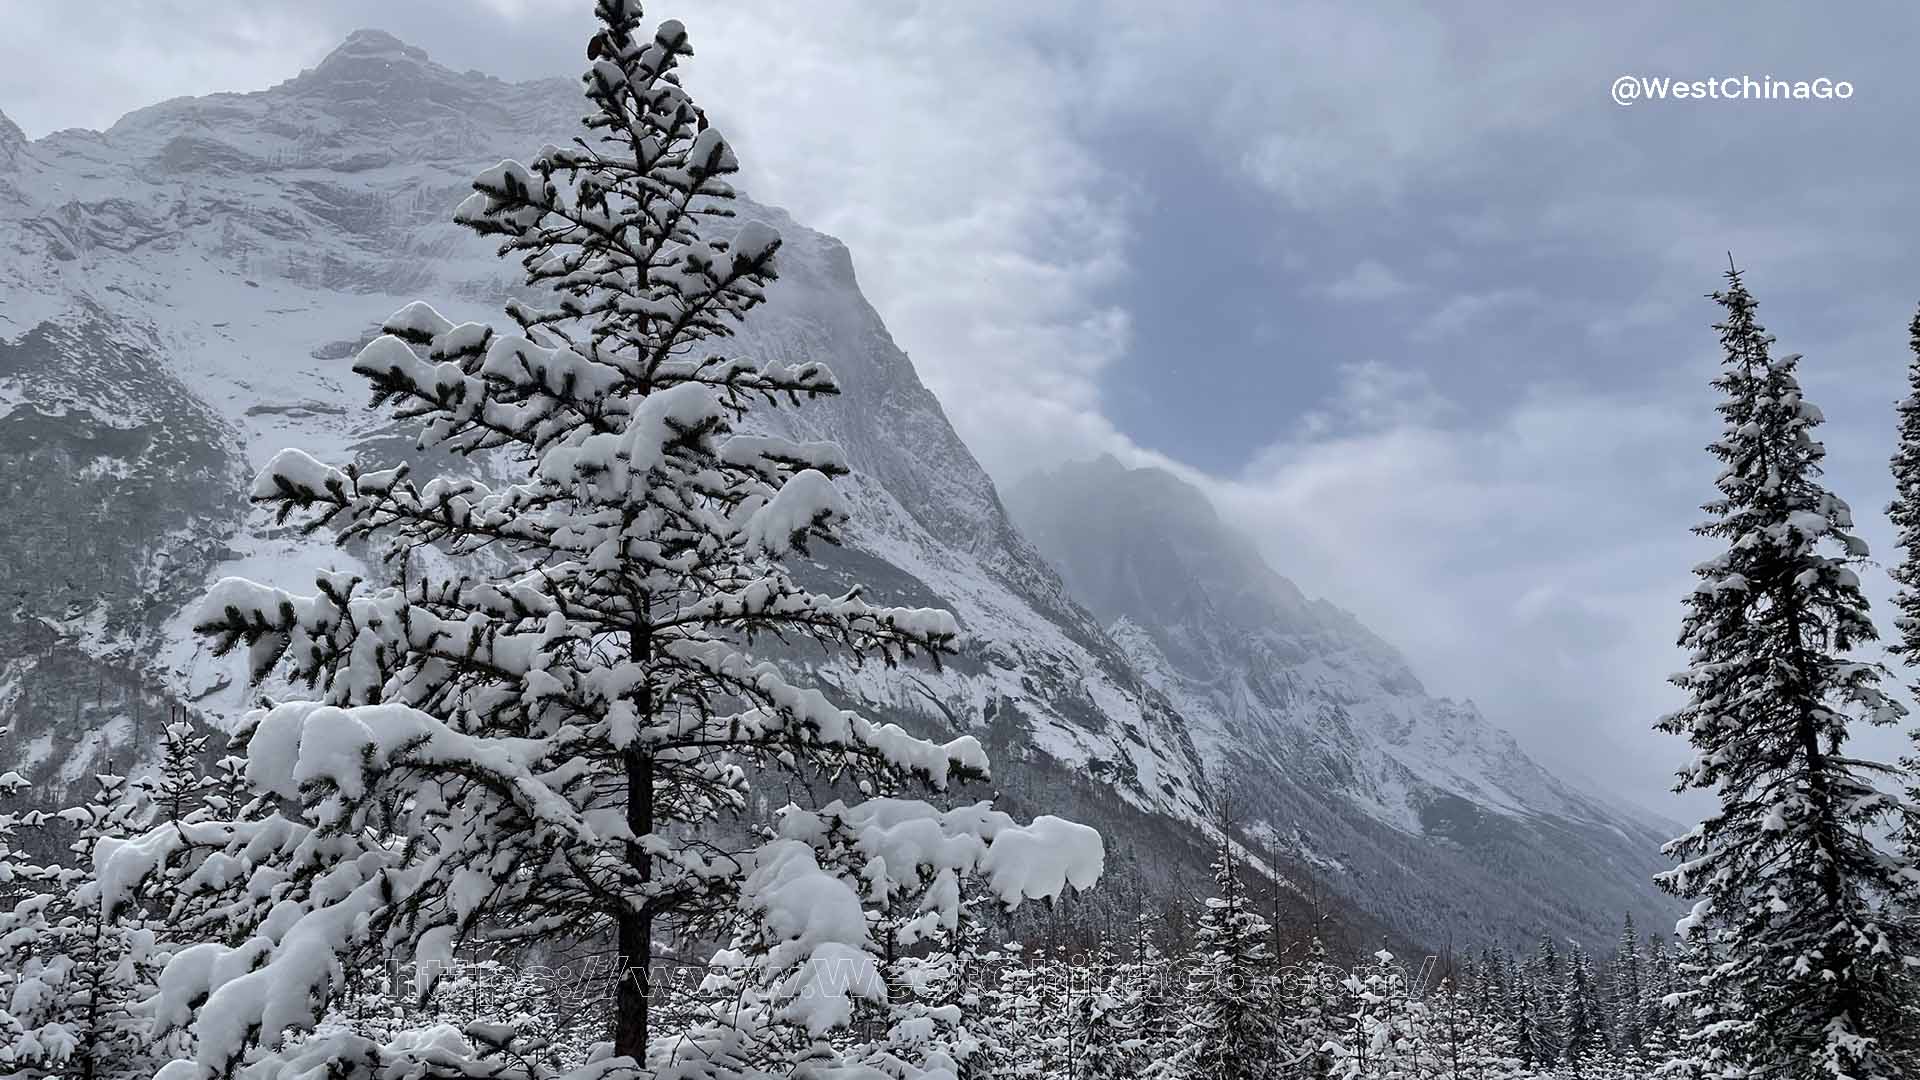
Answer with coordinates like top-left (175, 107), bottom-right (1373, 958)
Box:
top-left (1007, 455), bottom-right (1676, 947)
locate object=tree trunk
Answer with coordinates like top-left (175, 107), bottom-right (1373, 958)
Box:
top-left (615, 747), bottom-right (655, 1059)
top-left (615, 618), bottom-right (657, 1060)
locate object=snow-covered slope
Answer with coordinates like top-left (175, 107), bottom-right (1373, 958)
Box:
top-left (1008, 456), bottom-right (1676, 946)
top-left (0, 32), bottom-right (1665, 951)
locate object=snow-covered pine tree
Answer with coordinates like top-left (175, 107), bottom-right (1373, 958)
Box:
top-left (1067, 940), bottom-right (1138, 1080)
top-left (1115, 912), bottom-right (1150, 1040)
top-left (141, 718), bottom-right (213, 828)
top-left (1170, 828), bottom-right (1286, 1080)
top-left (142, 3), bottom-right (1102, 1077)
top-left (1656, 930), bottom-right (1738, 1080)
top-left (1326, 949), bottom-right (1427, 1080)
top-left (1657, 266), bottom-right (1917, 1079)
top-left (0, 774), bottom-right (163, 1080)
top-left (1561, 942), bottom-right (1605, 1076)
top-left (763, 801), bottom-right (944, 1080)
top-left (1430, 969), bottom-right (1509, 1080)
top-left (1459, 958), bottom-right (1515, 1080)
top-left (1532, 934), bottom-right (1559, 980)
top-left (1509, 966), bottom-right (1550, 1072)
top-left (0, 762), bottom-right (54, 1073)
top-left (117, 726), bottom-right (273, 958)
top-left (1501, 949), bottom-right (1524, 1022)
top-left (938, 899), bottom-right (1009, 1080)
top-left (200, 752), bottom-right (250, 821)
top-left (990, 943), bottom-right (1044, 1079)
top-left (1639, 935), bottom-right (1684, 1072)
top-left (826, 802), bottom-right (1040, 1080)
top-left (1290, 936), bottom-right (1345, 1079)
top-left (1121, 909), bottom-right (1182, 1067)
top-left (1609, 914), bottom-right (1644, 1057)
top-left (1027, 944), bottom-right (1072, 1078)
top-left (910, 891), bottom-right (1006, 1076)
top-left (1522, 936), bottom-right (1563, 1069)
top-left (1885, 302), bottom-right (1920, 911)
top-left (1886, 303), bottom-right (1920, 663)
top-left (1471, 946), bottom-right (1505, 1028)
top-left (1428, 975), bottom-right (1469, 1080)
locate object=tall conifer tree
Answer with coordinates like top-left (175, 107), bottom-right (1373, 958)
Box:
top-left (1171, 824), bottom-right (1284, 1080)
top-left (134, 4), bottom-right (1102, 1076)
top-left (1885, 305), bottom-right (1920, 663)
top-left (1657, 266), bottom-right (1915, 1079)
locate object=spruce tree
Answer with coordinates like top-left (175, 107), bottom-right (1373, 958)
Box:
top-left (1171, 828), bottom-right (1284, 1080)
top-left (0, 750), bottom-right (35, 897)
top-left (1657, 266), bottom-right (1917, 1079)
top-left (1885, 303), bottom-right (1920, 924)
top-left (1017, 944), bottom-right (1072, 1078)
top-left (141, 718), bottom-right (213, 827)
top-left (1527, 936), bottom-right (1563, 1068)
top-left (1640, 935), bottom-right (1683, 1071)
top-left (138, 3), bottom-right (1102, 1077)
top-left (1428, 976), bottom-right (1470, 1080)
top-left (0, 774), bottom-right (163, 1080)
top-left (942, 899), bottom-right (1012, 1080)
top-left (1473, 945), bottom-right (1506, 1028)
top-left (1509, 967), bottom-right (1549, 1072)
top-left (1886, 304), bottom-right (1920, 662)
top-left (1068, 941), bottom-right (1138, 1080)
top-left (1290, 936), bottom-right (1345, 1078)
top-left (1327, 949), bottom-right (1427, 1080)
top-left (0, 767), bottom-right (57, 1074)
top-left (1561, 942), bottom-right (1605, 1075)
top-left (1461, 955), bottom-right (1513, 1080)
top-left (1118, 909), bottom-right (1181, 1075)
top-left (987, 944), bottom-right (1043, 1080)
top-left (1609, 914), bottom-right (1645, 1055)
top-left (1657, 931), bottom-right (1739, 1080)
top-left (833, 804), bottom-right (1005, 1080)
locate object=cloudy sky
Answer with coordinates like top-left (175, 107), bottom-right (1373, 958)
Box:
top-left (9, 0), bottom-right (1920, 813)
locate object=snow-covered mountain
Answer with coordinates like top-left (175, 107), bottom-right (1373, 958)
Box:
top-left (0, 30), bottom-right (1668, 951)
top-left (1008, 456), bottom-right (1676, 946)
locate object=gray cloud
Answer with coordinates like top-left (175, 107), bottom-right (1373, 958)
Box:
top-left (1323, 260), bottom-right (1417, 303)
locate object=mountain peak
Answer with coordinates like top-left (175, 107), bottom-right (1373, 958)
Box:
top-left (1038, 453), bottom-right (1221, 527)
top-left (325, 28), bottom-right (432, 67)
top-left (289, 28), bottom-right (471, 104)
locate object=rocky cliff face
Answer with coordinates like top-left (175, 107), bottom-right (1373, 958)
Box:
top-left (0, 306), bottom-right (242, 796)
top-left (0, 31), bottom-right (1668, 952)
